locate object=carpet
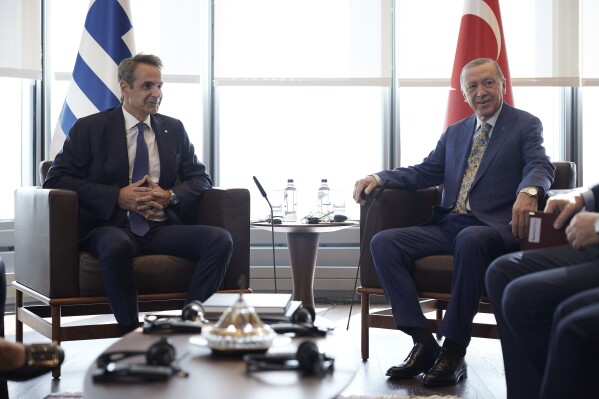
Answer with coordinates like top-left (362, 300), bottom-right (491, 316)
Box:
top-left (338, 396), bottom-right (459, 399)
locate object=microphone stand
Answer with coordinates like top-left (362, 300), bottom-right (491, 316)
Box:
top-left (253, 176), bottom-right (277, 293)
top-left (346, 179), bottom-right (389, 330)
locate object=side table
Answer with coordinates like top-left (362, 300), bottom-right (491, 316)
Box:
top-left (252, 222), bottom-right (356, 311)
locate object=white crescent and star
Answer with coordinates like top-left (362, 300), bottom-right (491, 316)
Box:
top-left (463, 0), bottom-right (502, 59)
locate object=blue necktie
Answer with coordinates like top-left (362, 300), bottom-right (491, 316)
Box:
top-left (129, 122), bottom-right (150, 236)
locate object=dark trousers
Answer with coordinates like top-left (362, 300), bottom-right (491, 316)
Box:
top-left (86, 221), bottom-right (232, 329)
top-left (370, 213), bottom-right (512, 348)
top-left (542, 287), bottom-right (599, 399)
top-left (485, 244), bottom-right (599, 399)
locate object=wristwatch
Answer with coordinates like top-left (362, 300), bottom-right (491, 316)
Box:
top-left (169, 189), bottom-right (180, 206)
top-left (519, 186), bottom-right (539, 198)
top-left (594, 218), bottom-right (599, 235)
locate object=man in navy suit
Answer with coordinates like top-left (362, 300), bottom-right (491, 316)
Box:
top-left (486, 186), bottom-right (599, 398)
top-left (44, 53), bottom-right (232, 332)
top-left (353, 58), bottom-right (555, 387)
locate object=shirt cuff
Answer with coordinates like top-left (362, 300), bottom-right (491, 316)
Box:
top-left (370, 174), bottom-right (382, 185)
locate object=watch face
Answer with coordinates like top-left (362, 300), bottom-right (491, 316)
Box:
top-left (170, 191), bottom-right (179, 205)
top-left (595, 218), bottom-right (599, 234)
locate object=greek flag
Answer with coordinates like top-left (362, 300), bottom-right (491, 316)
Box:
top-left (50, 0), bottom-right (135, 158)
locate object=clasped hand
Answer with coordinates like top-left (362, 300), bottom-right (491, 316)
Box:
top-left (545, 193), bottom-right (599, 249)
top-left (118, 176), bottom-right (171, 219)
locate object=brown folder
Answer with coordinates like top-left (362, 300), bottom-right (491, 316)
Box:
top-left (522, 211), bottom-right (569, 250)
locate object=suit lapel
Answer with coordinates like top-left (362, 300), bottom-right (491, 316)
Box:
top-left (474, 105), bottom-right (513, 184)
top-left (107, 107), bottom-right (130, 185)
top-left (454, 115), bottom-right (477, 177)
top-left (151, 115), bottom-right (177, 186)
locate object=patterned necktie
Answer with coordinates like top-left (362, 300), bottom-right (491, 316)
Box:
top-left (454, 122), bottom-right (491, 213)
top-left (129, 122), bottom-right (150, 236)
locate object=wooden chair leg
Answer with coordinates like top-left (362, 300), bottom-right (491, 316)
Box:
top-left (15, 290), bottom-right (23, 342)
top-left (360, 292), bottom-right (370, 361)
top-left (51, 304), bottom-right (61, 379)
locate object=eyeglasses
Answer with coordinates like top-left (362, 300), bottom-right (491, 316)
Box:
top-left (464, 79), bottom-right (498, 94)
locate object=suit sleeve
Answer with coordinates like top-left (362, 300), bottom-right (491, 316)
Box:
top-left (516, 116), bottom-right (555, 196)
top-left (168, 120), bottom-right (212, 221)
top-left (376, 132), bottom-right (447, 190)
top-left (43, 118), bottom-right (121, 222)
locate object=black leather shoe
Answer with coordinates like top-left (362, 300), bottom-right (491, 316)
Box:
top-left (386, 343), bottom-right (439, 379)
top-left (422, 348), bottom-right (467, 387)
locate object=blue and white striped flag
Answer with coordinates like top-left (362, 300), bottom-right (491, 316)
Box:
top-left (50, 0), bottom-right (135, 158)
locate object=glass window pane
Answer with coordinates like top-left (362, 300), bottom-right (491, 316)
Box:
top-left (396, 0), bottom-right (460, 79)
top-left (582, 87), bottom-right (599, 185)
top-left (218, 86), bottom-right (383, 220)
top-left (511, 87), bottom-right (563, 162)
top-left (215, 0), bottom-right (391, 79)
top-left (398, 87), bottom-right (449, 166)
top-left (0, 77), bottom-right (34, 220)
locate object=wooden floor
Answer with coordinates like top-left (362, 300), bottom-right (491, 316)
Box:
top-left (3, 300), bottom-right (506, 399)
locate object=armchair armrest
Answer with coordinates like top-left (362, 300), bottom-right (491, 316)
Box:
top-left (14, 187), bottom-right (79, 298)
top-left (196, 187), bottom-right (250, 290)
top-left (359, 187), bottom-right (440, 288)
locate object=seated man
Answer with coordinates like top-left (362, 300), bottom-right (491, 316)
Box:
top-left (486, 185), bottom-right (599, 398)
top-left (353, 58), bottom-right (555, 387)
top-left (44, 53), bottom-right (233, 332)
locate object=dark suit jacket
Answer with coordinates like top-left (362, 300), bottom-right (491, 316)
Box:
top-left (377, 104), bottom-right (555, 246)
top-left (44, 106), bottom-right (211, 240)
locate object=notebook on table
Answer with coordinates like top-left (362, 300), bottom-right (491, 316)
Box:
top-left (202, 293), bottom-right (299, 321)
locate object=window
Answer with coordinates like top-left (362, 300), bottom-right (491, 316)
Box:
top-left (47, 0), bottom-right (204, 158)
top-left (0, 0), bottom-right (40, 219)
top-left (215, 0), bottom-right (391, 220)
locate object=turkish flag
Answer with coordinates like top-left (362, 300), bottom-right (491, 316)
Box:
top-left (444, 0), bottom-right (514, 129)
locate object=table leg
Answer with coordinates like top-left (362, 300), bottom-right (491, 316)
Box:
top-left (286, 232), bottom-right (320, 312)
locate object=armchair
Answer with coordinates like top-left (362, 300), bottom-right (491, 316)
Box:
top-left (13, 161), bottom-right (250, 377)
top-left (357, 161), bottom-right (577, 360)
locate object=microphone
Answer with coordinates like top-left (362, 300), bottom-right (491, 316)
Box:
top-left (253, 176), bottom-right (277, 293)
top-left (346, 179), bottom-right (389, 330)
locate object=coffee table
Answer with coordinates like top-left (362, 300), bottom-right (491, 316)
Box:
top-left (252, 222), bottom-right (356, 311)
top-left (83, 327), bottom-right (359, 399)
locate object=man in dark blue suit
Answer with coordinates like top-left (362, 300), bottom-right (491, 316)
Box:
top-left (486, 186), bottom-right (599, 398)
top-left (353, 58), bottom-right (555, 387)
top-left (44, 53), bottom-right (232, 332)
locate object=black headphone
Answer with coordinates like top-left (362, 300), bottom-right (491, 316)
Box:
top-left (243, 341), bottom-right (334, 377)
top-left (270, 305), bottom-right (330, 337)
top-left (143, 300), bottom-right (206, 334)
top-left (93, 338), bottom-right (188, 383)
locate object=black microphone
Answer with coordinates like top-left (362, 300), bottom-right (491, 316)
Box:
top-left (347, 179), bottom-right (389, 330)
top-left (253, 176), bottom-right (277, 293)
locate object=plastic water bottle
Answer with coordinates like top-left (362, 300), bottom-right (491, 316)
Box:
top-left (318, 179), bottom-right (330, 214)
top-left (284, 179), bottom-right (297, 221)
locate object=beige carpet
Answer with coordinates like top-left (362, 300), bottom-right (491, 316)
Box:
top-left (338, 396), bottom-right (459, 399)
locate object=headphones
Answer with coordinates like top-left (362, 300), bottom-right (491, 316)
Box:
top-left (304, 212), bottom-right (348, 224)
top-left (270, 305), bottom-right (330, 337)
top-left (243, 341), bottom-right (334, 377)
top-left (93, 338), bottom-right (188, 383)
top-left (143, 300), bottom-right (206, 334)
